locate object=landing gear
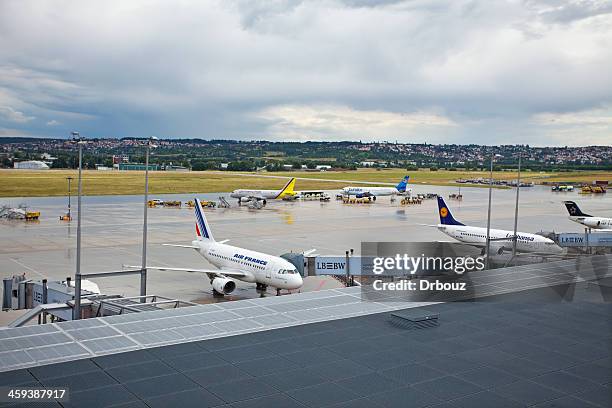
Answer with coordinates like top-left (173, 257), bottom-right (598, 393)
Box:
top-left (256, 283), bottom-right (268, 291)
top-left (276, 288), bottom-right (281, 296)
top-left (212, 289), bottom-right (224, 297)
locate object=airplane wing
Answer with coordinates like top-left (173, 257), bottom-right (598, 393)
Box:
top-left (435, 240), bottom-right (486, 248)
top-left (122, 265), bottom-right (247, 277)
top-left (162, 244), bottom-right (199, 249)
top-left (245, 195), bottom-right (266, 201)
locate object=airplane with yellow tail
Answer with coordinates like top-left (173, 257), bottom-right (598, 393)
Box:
top-left (230, 178), bottom-right (297, 205)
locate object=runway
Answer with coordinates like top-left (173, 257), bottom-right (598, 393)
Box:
top-left (1, 184), bottom-right (609, 322)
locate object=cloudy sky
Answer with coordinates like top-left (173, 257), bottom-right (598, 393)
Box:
top-left (1, 0), bottom-right (611, 145)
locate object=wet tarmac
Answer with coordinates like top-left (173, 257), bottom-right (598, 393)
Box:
top-left (1, 184), bottom-right (610, 319)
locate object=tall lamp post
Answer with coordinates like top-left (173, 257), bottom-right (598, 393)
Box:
top-left (484, 153), bottom-right (503, 270)
top-left (72, 132), bottom-right (85, 319)
top-left (511, 153), bottom-right (522, 264)
top-left (141, 136), bottom-right (158, 302)
top-left (66, 176), bottom-right (73, 220)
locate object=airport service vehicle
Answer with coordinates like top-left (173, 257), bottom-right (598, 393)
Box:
top-left (564, 201), bottom-right (612, 230)
top-left (127, 198), bottom-right (303, 296)
top-left (430, 197), bottom-right (564, 255)
top-left (341, 176), bottom-right (411, 199)
top-left (0, 205), bottom-right (40, 220)
top-left (230, 178), bottom-right (297, 205)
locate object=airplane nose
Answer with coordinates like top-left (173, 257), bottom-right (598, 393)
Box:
top-left (292, 275), bottom-right (303, 289)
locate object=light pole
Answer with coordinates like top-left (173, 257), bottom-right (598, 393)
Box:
top-left (485, 153), bottom-right (502, 270)
top-left (72, 131), bottom-right (85, 319)
top-left (141, 136), bottom-right (158, 302)
top-left (67, 176), bottom-right (73, 220)
top-left (511, 153), bottom-right (522, 264)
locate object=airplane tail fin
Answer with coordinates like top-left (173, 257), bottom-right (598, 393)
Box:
top-left (563, 201), bottom-right (590, 217)
top-left (396, 176), bottom-right (410, 192)
top-left (276, 178), bottom-right (296, 198)
top-left (437, 196), bottom-right (464, 226)
top-left (194, 198), bottom-right (215, 241)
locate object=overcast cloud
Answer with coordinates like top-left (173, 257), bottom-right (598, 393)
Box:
top-left (0, 0), bottom-right (611, 145)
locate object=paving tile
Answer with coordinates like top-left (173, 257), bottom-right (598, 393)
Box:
top-left (184, 364), bottom-right (251, 387)
top-left (564, 361), bottom-right (612, 385)
top-left (531, 371), bottom-right (599, 394)
top-left (234, 355), bottom-right (296, 376)
top-left (123, 373), bottom-right (199, 399)
top-left (283, 348), bottom-right (344, 367)
top-left (106, 360), bottom-right (175, 382)
top-left (379, 362), bottom-right (446, 385)
top-left (0, 369), bottom-right (37, 386)
top-left (308, 359), bottom-right (374, 381)
top-left (61, 384), bottom-right (140, 408)
top-left (413, 375), bottom-right (483, 401)
top-left (229, 393), bottom-right (307, 408)
top-left (368, 385), bottom-right (442, 408)
top-left (259, 367), bottom-right (327, 392)
top-left (206, 377), bottom-right (277, 404)
top-left (420, 355), bottom-right (481, 375)
top-left (287, 382), bottom-right (361, 408)
top-left (92, 350), bottom-right (156, 369)
top-left (43, 371), bottom-right (118, 392)
top-left (336, 372), bottom-right (403, 397)
top-left (532, 395), bottom-right (601, 408)
top-left (494, 379), bottom-right (565, 406)
top-left (488, 357), bottom-right (554, 379)
top-left (461, 365), bottom-right (521, 389)
top-left (146, 388), bottom-right (224, 408)
top-left (28, 359), bottom-right (101, 380)
top-left (162, 351), bottom-right (228, 371)
top-left (573, 384), bottom-right (612, 408)
top-left (449, 390), bottom-right (524, 408)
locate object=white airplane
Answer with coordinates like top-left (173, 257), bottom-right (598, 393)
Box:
top-left (127, 198), bottom-right (303, 296)
top-left (230, 178), bottom-right (297, 205)
top-left (341, 176), bottom-right (411, 199)
top-left (564, 201), bottom-right (612, 230)
top-left (431, 196), bottom-right (564, 255)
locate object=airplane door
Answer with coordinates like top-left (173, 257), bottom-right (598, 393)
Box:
top-left (265, 265), bottom-right (271, 280)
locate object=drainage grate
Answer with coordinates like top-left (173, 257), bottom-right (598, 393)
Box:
top-left (389, 310), bottom-right (439, 329)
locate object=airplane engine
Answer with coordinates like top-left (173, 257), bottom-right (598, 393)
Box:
top-left (212, 277), bottom-right (236, 295)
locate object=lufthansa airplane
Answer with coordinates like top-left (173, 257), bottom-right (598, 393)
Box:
top-left (127, 198), bottom-right (303, 295)
top-left (431, 196), bottom-right (564, 255)
top-left (341, 176), bottom-right (411, 199)
top-left (564, 201), bottom-right (612, 230)
top-left (230, 178), bottom-right (296, 204)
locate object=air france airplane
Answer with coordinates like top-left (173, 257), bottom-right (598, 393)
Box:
top-left (230, 178), bottom-right (296, 204)
top-left (127, 198), bottom-right (303, 296)
top-left (342, 176), bottom-right (411, 199)
top-left (432, 197), bottom-right (564, 255)
top-left (564, 201), bottom-right (612, 230)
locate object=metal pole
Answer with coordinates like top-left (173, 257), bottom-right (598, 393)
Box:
top-left (345, 250), bottom-right (350, 287)
top-left (42, 279), bottom-right (48, 324)
top-left (511, 154), bottom-right (521, 264)
top-left (485, 154), bottom-right (493, 269)
top-left (74, 136), bottom-right (83, 319)
top-left (67, 177), bottom-right (72, 219)
top-left (140, 139), bottom-right (151, 302)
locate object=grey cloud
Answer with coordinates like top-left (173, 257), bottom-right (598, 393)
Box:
top-left (525, 0), bottom-right (612, 23)
top-left (0, 0), bottom-right (610, 145)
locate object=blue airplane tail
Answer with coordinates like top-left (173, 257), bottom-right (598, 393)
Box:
top-left (396, 176), bottom-right (410, 192)
top-left (437, 196), bottom-right (464, 226)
